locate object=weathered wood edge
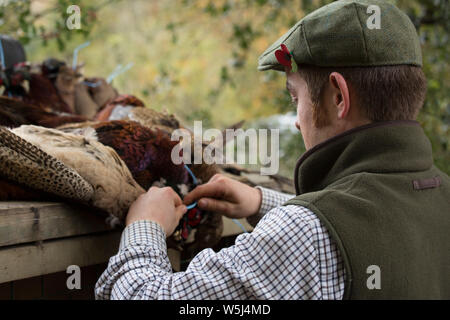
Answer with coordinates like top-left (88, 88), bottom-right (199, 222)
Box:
top-left (0, 201), bottom-right (114, 247)
top-left (0, 231), bottom-right (181, 283)
top-left (0, 202), bottom-right (254, 247)
top-left (0, 231), bottom-right (122, 283)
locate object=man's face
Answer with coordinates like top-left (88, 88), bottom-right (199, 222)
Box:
top-left (286, 71), bottom-right (331, 150)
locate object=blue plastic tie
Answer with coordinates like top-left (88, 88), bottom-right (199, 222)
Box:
top-left (0, 38), bottom-right (5, 70)
top-left (232, 219), bottom-right (248, 233)
top-left (184, 164), bottom-right (198, 185)
top-left (186, 202), bottom-right (197, 210)
top-left (82, 80), bottom-right (101, 87)
top-left (184, 164), bottom-right (198, 210)
top-left (183, 165), bottom-right (247, 233)
top-left (72, 41), bottom-right (91, 70)
top-left (106, 62), bottom-right (134, 83)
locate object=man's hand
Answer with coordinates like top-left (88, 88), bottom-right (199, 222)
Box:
top-left (183, 174), bottom-right (262, 219)
top-left (126, 187), bottom-right (187, 237)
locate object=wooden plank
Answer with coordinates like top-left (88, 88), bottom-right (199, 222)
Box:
top-left (0, 231), bottom-right (122, 283)
top-left (0, 230), bottom-right (181, 283)
top-left (0, 201), bottom-right (254, 245)
top-left (0, 201), bottom-right (114, 247)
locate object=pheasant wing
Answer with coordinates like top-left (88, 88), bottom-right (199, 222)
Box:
top-left (0, 126), bottom-right (94, 202)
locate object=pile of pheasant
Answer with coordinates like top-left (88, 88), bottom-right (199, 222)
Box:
top-left (0, 37), bottom-right (294, 252)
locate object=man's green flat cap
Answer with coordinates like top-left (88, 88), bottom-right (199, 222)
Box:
top-left (258, 0), bottom-right (422, 71)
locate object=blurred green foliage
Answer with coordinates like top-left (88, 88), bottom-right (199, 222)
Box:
top-left (0, 0), bottom-right (118, 49)
top-left (0, 0), bottom-right (448, 175)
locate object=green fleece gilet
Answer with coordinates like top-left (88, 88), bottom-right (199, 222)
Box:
top-left (285, 121), bottom-right (450, 299)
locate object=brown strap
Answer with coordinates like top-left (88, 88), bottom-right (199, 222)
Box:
top-left (412, 176), bottom-right (441, 190)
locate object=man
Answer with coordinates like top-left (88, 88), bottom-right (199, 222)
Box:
top-left (95, 0), bottom-right (450, 299)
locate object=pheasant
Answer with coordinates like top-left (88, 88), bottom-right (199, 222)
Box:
top-left (0, 178), bottom-right (59, 202)
top-left (86, 77), bottom-right (119, 109)
top-left (24, 72), bottom-right (73, 114)
top-left (74, 81), bottom-right (101, 118)
top-left (0, 62), bottom-right (31, 98)
top-left (0, 125), bottom-right (145, 222)
top-left (94, 94), bottom-right (145, 121)
top-left (0, 96), bottom-right (88, 128)
top-left (58, 120), bottom-right (190, 191)
top-left (53, 64), bottom-right (82, 113)
top-left (29, 58), bottom-right (83, 114)
top-left (91, 94), bottom-right (179, 133)
top-left (5, 58), bottom-right (86, 115)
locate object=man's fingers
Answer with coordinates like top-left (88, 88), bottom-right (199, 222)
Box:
top-left (198, 197), bottom-right (233, 215)
top-left (183, 185), bottom-right (204, 204)
top-left (159, 187), bottom-right (183, 206)
top-left (183, 182), bottom-right (227, 205)
top-left (148, 186), bottom-right (160, 192)
top-left (175, 204), bottom-right (187, 219)
top-left (171, 191), bottom-right (183, 206)
top-left (208, 173), bottom-right (223, 183)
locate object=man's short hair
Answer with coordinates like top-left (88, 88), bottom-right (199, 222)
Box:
top-left (298, 65), bottom-right (427, 127)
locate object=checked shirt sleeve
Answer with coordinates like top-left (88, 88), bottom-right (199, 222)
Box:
top-left (95, 199), bottom-right (345, 300)
top-left (246, 186), bottom-right (295, 227)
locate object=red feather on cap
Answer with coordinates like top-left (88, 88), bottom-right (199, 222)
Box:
top-left (275, 44), bottom-right (292, 69)
top-left (274, 44), bottom-right (298, 72)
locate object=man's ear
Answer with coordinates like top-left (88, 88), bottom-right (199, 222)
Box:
top-left (329, 72), bottom-right (350, 119)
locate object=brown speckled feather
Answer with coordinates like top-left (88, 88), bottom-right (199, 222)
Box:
top-left (9, 125), bottom-right (145, 220)
top-left (0, 126), bottom-right (94, 202)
